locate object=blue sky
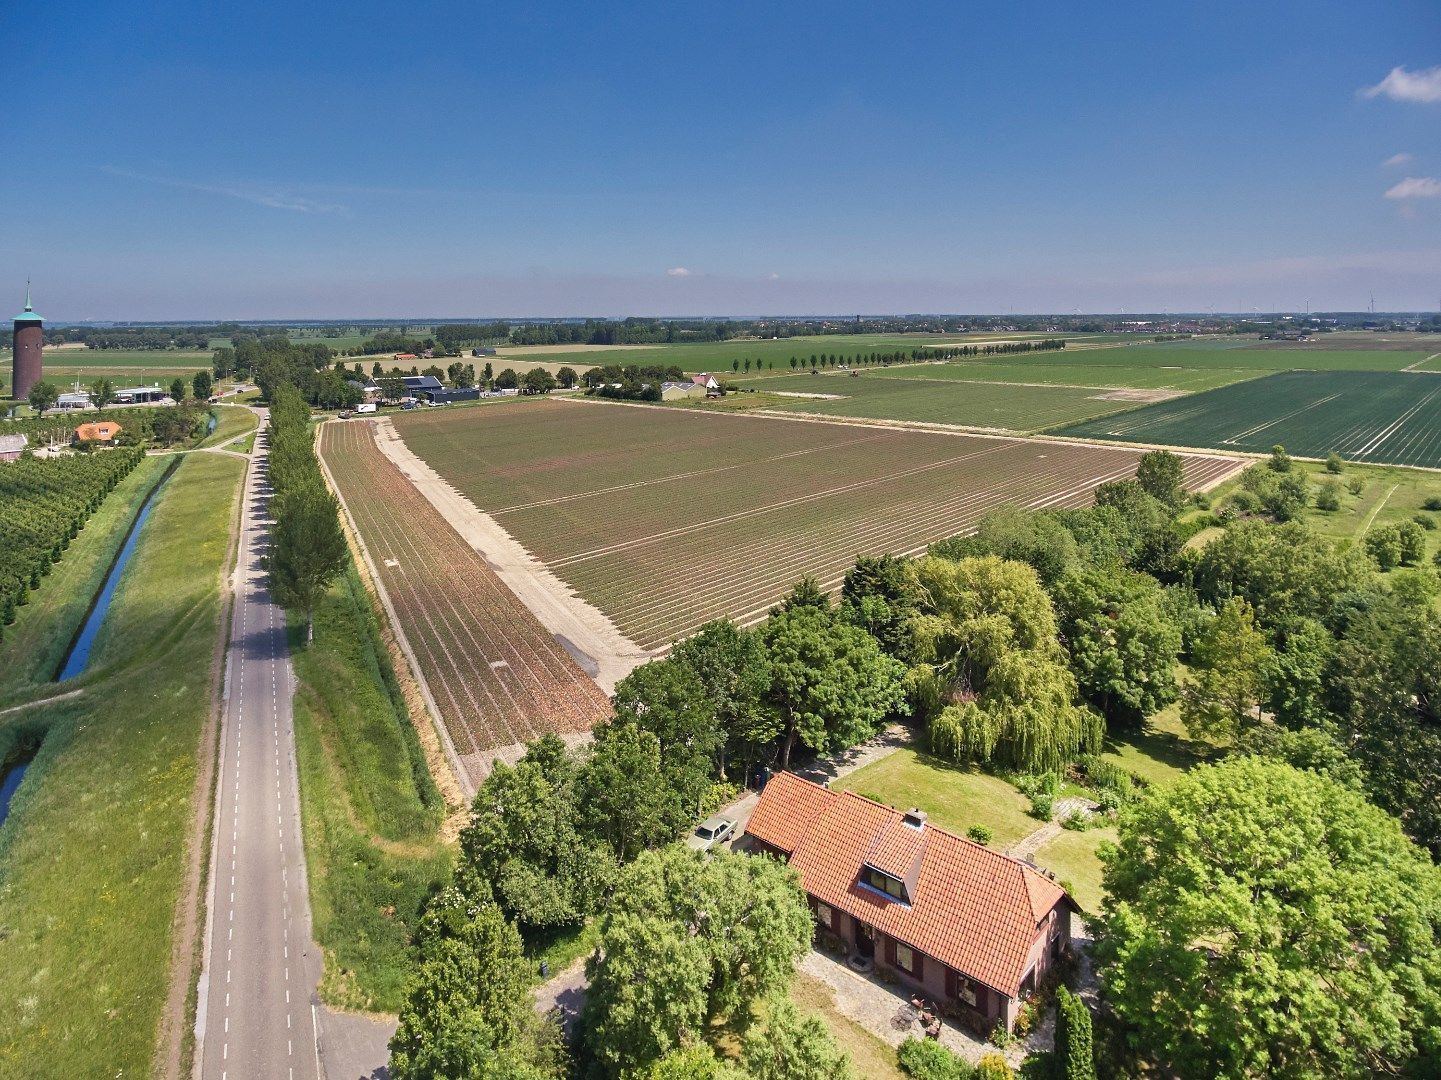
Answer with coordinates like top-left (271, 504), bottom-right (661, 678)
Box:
top-left (3, 0), bottom-right (1439, 320)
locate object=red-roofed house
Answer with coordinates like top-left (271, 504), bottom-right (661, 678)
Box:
top-left (742, 772), bottom-right (1076, 1033)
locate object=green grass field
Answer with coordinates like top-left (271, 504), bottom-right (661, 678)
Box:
top-left (0, 452), bottom-right (243, 1078)
top-left (1056, 370), bottom-right (1441, 468)
top-left (871, 359), bottom-right (1252, 392)
top-left (196, 403), bottom-right (258, 449)
top-left (292, 564), bottom-right (452, 1013)
top-left (727, 371), bottom-right (1136, 431)
top-left (36, 347), bottom-right (213, 382)
top-left (833, 748), bottom-right (1037, 848)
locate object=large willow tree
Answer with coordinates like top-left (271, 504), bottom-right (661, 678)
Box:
top-left (911, 554), bottom-right (1102, 773)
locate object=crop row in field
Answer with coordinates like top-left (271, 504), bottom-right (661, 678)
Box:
top-left (318, 420), bottom-right (610, 783)
top-left (394, 400), bottom-right (1241, 649)
top-left (1055, 370), bottom-right (1441, 469)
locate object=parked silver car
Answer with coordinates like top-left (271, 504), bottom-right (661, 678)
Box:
top-left (687, 815), bottom-right (737, 852)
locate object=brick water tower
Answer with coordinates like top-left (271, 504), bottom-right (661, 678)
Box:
top-left (12, 283), bottom-right (43, 401)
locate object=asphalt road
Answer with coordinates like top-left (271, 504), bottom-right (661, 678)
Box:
top-left (196, 412), bottom-right (322, 1079)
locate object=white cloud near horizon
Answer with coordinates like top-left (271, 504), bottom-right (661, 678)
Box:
top-left (100, 165), bottom-right (349, 214)
top-left (665, 266), bottom-right (692, 277)
top-left (1384, 176), bottom-right (1441, 200)
top-left (1362, 65), bottom-right (1441, 104)
top-left (1383, 152), bottom-right (1414, 167)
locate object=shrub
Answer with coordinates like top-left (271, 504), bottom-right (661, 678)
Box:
top-left (1413, 513), bottom-right (1436, 531)
top-left (967, 824), bottom-right (994, 846)
top-left (1398, 520), bottom-right (1427, 564)
top-left (1055, 987), bottom-right (1097, 1080)
top-left (1267, 444), bottom-right (1292, 472)
top-left (1061, 811), bottom-right (1090, 831)
top-left (1315, 479), bottom-right (1341, 512)
top-left (1346, 476), bottom-right (1365, 496)
top-left (977, 1052), bottom-right (1014, 1079)
top-left (1029, 793), bottom-right (1054, 821)
top-left (1226, 489), bottom-right (1260, 514)
top-left (1425, 496), bottom-right (1441, 512)
top-left (1325, 453), bottom-right (1344, 473)
top-left (897, 1037), bottom-right (975, 1080)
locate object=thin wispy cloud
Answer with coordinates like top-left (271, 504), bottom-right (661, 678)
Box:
top-left (1383, 152), bottom-right (1414, 168)
top-left (101, 165), bottom-right (348, 214)
top-left (1361, 65), bottom-right (1441, 104)
top-left (666, 266), bottom-right (692, 277)
top-left (1384, 176), bottom-right (1441, 200)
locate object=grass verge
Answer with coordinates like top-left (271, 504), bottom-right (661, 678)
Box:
top-left (197, 404), bottom-right (258, 449)
top-left (292, 561), bottom-right (452, 1014)
top-left (0, 452), bottom-right (243, 1077)
top-left (790, 971), bottom-right (905, 1079)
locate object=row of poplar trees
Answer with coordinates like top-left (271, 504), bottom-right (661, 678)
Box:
top-left (265, 383), bottom-right (347, 637)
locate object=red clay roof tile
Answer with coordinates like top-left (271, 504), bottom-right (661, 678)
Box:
top-left (745, 772), bottom-right (1071, 997)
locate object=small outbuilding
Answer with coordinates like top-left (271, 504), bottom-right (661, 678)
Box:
top-left (0, 434), bottom-right (27, 462)
top-left (57, 391), bottom-right (94, 411)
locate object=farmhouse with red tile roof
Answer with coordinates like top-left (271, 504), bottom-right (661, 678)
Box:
top-left (743, 772), bottom-right (1076, 1032)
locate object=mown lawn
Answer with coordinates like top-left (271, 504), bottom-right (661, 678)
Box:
top-left (0, 453), bottom-right (243, 1078)
top-left (833, 748), bottom-right (1036, 849)
top-left (790, 971), bottom-right (905, 1080)
top-left (293, 563), bottom-right (453, 1013)
top-left (1032, 826), bottom-right (1119, 915)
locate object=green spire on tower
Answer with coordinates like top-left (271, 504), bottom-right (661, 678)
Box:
top-left (24, 280), bottom-right (32, 312)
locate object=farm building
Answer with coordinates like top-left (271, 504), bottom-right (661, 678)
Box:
top-left (427, 387), bottom-right (480, 404)
top-left (690, 373), bottom-right (723, 396)
top-left (660, 381), bottom-right (707, 401)
top-left (742, 772), bottom-right (1076, 1033)
top-left (75, 421), bottom-right (122, 443)
top-left (113, 385), bottom-right (167, 404)
top-left (400, 375), bottom-right (444, 394)
top-left (56, 391), bottom-right (93, 411)
top-left (0, 434), bottom-right (27, 462)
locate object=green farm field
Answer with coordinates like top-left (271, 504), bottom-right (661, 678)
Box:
top-left (1056, 370), bottom-right (1441, 469)
top-left (727, 371), bottom-right (1140, 431)
top-left (390, 399), bottom-right (1241, 648)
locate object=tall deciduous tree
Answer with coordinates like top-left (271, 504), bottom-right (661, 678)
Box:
top-left (89, 377), bottom-right (116, 411)
top-left (1052, 568), bottom-right (1181, 727)
top-left (191, 369), bottom-right (213, 400)
top-left (27, 380), bottom-right (59, 414)
top-left (268, 484), bottom-right (348, 632)
top-left (1135, 449), bottom-right (1185, 509)
top-left (741, 996), bottom-right (852, 1080)
top-left (1096, 757), bottom-right (1441, 1078)
top-left (668, 619), bottom-right (771, 781)
top-left (389, 893), bottom-right (561, 1080)
top-left (1180, 597), bottom-right (1272, 744)
top-left (840, 554), bottom-right (920, 661)
top-left (458, 737), bottom-right (614, 930)
top-left (611, 658), bottom-right (720, 823)
top-left (760, 603), bottom-right (907, 769)
top-left (912, 555), bottom-right (1102, 772)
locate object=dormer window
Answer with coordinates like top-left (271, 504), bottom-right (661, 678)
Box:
top-left (862, 866), bottom-right (909, 902)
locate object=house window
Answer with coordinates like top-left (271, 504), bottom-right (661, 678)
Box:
top-left (862, 867), bottom-right (907, 901)
top-left (816, 902), bottom-right (832, 928)
top-left (894, 943), bottom-right (918, 976)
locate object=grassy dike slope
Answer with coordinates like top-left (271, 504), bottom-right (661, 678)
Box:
top-left (0, 452), bottom-right (243, 1077)
top-left (292, 562), bottom-right (453, 1013)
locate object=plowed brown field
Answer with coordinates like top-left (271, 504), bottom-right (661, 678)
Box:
top-left (319, 420), bottom-right (610, 782)
top-left (391, 400), bottom-right (1242, 650)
